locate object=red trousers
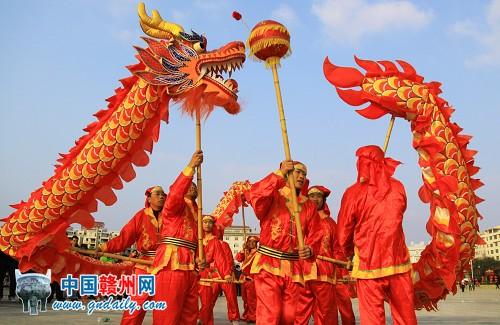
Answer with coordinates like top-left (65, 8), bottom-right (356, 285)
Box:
top-left (335, 284), bottom-right (355, 325)
top-left (212, 282), bottom-right (241, 321)
top-left (294, 281), bottom-right (337, 325)
top-left (241, 279), bottom-right (257, 322)
top-left (357, 271), bottom-right (417, 325)
top-left (121, 268), bottom-right (151, 325)
top-left (254, 271), bottom-right (299, 325)
top-left (199, 284), bottom-right (216, 325)
top-left (152, 270), bottom-right (198, 325)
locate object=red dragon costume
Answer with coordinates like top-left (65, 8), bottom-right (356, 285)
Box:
top-left (324, 57), bottom-right (483, 310)
top-left (0, 2), bottom-right (245, 282)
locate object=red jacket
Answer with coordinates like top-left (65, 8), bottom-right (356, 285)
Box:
top-left (302, 207), bottom-right (337, 283)
top-left (336, 178), bottom-right (411, 279)
top-left (102, 207), bottom-right (160, 271)
top-left (199, 233), bottom-right (232, 286)
top-left (247, 172), bottom-right (322, 283)
top-left (152, 168), bottom-right (198, 274)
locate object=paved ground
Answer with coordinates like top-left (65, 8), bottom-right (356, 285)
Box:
top-left (1, 286), bottom-right (499, 324)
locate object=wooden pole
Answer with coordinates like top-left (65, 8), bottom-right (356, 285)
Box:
top-left (317, 255), bottom-right (351, 269)
top-left (337, 278), bottom-right (356, 284)
top-left (270, 63), bottom-right (305, 250)
top-left (382, 115), bottom-right (396, 154)
top-left (199, 278), bottom-right (245, 284)
top-left (196, 110), bottom-right (205, 261)
top-left (71, 247), bottom-right (153, 265)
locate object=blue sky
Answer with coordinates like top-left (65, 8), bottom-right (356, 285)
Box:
top-left (0, 0), bottom-right (498, 244)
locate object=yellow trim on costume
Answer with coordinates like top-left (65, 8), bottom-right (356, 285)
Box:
top-left (249, 252), bottom-right (304, 284)
top-left (150, 244), bottom-right (195, 275)
top-left (202, 214), bottom-right (215, 222)
top-left (351, 246), bottom-right (412, 279)
top-left (307, 187), bottom-right (323, 196)
top-left (183, 166), bottom-right (195, 177)
top-left (303, 257), bottom-right (337, 284)
top-left (316, 274), bottom-right (336, 284)
top-left (145, 207), bottom-right (161, 231)
top-left (302, 262), bottom-right (318, 283)
top-left (99, 243), bottom-right (108, 252)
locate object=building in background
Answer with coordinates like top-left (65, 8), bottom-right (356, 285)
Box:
top-left (67, 221), bottom-right (119, 250)
top-left (407, 241), bottom-right (427, 263)
top-left (476, 226), bottom-right (500, 261)
top-left (223, 225), bottom-right (259, 260)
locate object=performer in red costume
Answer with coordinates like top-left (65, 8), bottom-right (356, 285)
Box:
top-left (295, 185), bottom-right (338, 325)
top-left (246, 160), bottom-right (322, 325)
top-left (212, 241), bottom-right (241, 324)
top-left (336, 145), bottom-right (417, 325)
top-left (235, 236), bottom-right (259, 323)
top-left (98, 185), bottom-right (165, 325)
top-left (150, 151), bottom-right (203, 325)
top-left (198, 214), bottom-right (233, 325)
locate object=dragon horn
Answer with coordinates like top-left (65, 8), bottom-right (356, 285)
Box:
top-left (138, 2), bottom-right (184, 39)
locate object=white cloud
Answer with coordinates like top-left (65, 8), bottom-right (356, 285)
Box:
top-left (272, 4), bottom-right (299, 26)
top-left (311, 0), bottom-right (433, 43)
top-left (451, 0), bottom-right (500, 68)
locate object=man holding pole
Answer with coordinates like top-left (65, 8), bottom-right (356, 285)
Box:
top-left (150, 151), bottom-right (203, 325)
top-left (198, 214), bottom-right (233, 325)
top-left (212, 240), bottom-right (241, 324)
top-left (295, 185), bottom-right (338, 325)
top-left (235, 236), bottom-right (259, 323)
top-left (246, 160), bottom-right (322, 324)
top-left (97, 185), bottom-right (165, 325)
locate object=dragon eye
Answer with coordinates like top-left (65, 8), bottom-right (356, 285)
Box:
top-left (193, 42), bottom-right (205, 53)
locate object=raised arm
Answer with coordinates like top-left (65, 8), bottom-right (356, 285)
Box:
top-left (101, 210), bottom-right (141, 253)
top-left (247, 172), bottom-right (286, 220)
top-left (163, 151), bottom-right (203, 216)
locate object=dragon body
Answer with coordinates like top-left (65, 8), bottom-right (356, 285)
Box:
top-left (323, 57), bottom-right (483, 309)
top-left (0, 3), bottom-right (245, 279)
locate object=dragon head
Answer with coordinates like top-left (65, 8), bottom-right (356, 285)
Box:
top-left (323, 56), bottom-right (447, 122)
top-left (133, 3), bottom-right (245, 116)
